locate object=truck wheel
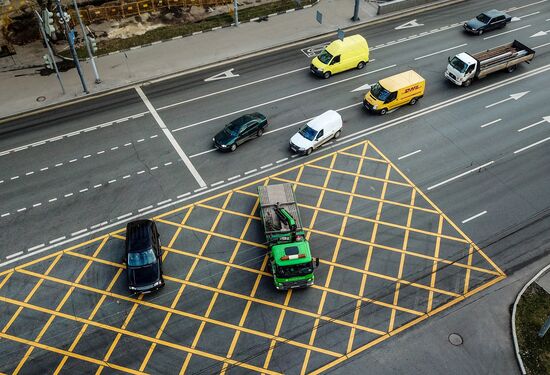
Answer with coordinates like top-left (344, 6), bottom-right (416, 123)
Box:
top-left (409, 97), bottom-right (418, 105)
top-left (323, 71), bottom-right (331, 79)
top-left (305, 148), bottom-right (313, 156)
top-left (380, 108), bottom-right (388, 115)
top-left (230, 143), bottom-right (237, 152)
top-left (257, 128), bottom-right (264, 137)
top-left (357, 61), bottom-right (366, 70)
top-left (463, 79), bottom-right (472, 87)
top-left (333, 130), bottom-right (341, 139)
top-left (507, 65), bottom-right (517, 73)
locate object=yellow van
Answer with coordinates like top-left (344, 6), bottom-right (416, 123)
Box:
top-left (363, 70), bottom-right (425, 115)
top-left (310, 35), bottom-right (370, 79)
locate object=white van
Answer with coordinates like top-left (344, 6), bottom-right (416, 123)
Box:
top-left (289, 110), bottom-right (342, 155)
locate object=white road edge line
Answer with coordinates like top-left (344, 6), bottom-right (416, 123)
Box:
top-left (428, 161), bottom-right (494, 190)
top-left (398, 149), bottom-right (422, 160)
top-left (6, 251), bottom-right (23, 259)
top-left (462, 211), bottom-right (487, 224)
top-left (135, 86), bottom-right (206, 187)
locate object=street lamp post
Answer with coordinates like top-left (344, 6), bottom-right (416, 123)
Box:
top-left (72, 0), bottom-right (101, 84)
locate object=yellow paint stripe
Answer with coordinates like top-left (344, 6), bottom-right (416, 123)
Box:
top-left (388, 190), bottom-right (416, 332)
top-left (367, 141), bottom-right (505, 276)
top-left (1, 253), bottom-right (63, 334)
top-left (307, 163), bottom-right (411, 187)
top-left (271, 176), bottom-right (439, 214)
top-left (463, 245), bottom-right (474, 293)
top-left (0, 332), bottom-right (146, 375)
top-left (54, 267), bottom-right (124, 375)
top-left (297, 202), bottom-right (469, 244)
top-left (300, 154), bottom-right (340, 375)
top-left (337, 150), bottom-right (388, 164)
top-left (0, 295), bottom-right (281, 375)
top-left (13, 268), bottom-right (356, 353)
top-left (427, 215), bottom-right (444, 312)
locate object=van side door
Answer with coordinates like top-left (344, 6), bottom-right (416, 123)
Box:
top-left (330, 55), bottom-right (342, 73)
top-left (384, 91), bottom-right (398, 109)
top-left (314, 129), bottom-right (326, 148)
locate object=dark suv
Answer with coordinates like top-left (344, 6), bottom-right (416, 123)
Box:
top-left (463, 9), bottom-right (512, 35)
top-left (124, 220), bottom-right (164, 293)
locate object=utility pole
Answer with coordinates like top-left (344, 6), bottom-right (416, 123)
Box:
top-left (72, 0), bottom-right (101, 84)
top-left (233, 0), bottom-right (239, 26)
top-left (54, 0), bottom-right (88, 93)
top-left (35, 10), bottom-right (65, 94)
top-left (351, 0), bottom-right (360, 21)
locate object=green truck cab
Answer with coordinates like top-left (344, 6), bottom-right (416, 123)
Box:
top-left (257, 183), bottom-right (319, 290)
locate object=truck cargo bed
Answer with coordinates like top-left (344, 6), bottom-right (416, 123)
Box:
top-left (258, 184), bottom-right (302, 234)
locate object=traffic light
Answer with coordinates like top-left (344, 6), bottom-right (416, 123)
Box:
top-left (56, 11), bottom-right (71, 24)
top-left (43, 9), bottom-right (55, 37)
top-left (43, 54), bottom-right (54, 69)
top-left (88, 36), bottom-right (97, 53)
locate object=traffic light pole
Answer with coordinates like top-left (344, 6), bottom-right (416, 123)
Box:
top-left (72, 0), bottom-right (100, 84)
top-left (35, 10), bottom-right (65, 94)
top-left (54, 0), bottom-right (88, 93)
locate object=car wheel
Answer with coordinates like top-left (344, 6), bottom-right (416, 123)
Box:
top-left (357, 61), bottom-right (366, 70)
top-left (323, 71), bottom-right (331, 79)
top-left (333, 130), bottom-right (341, 139)
top-left (478, 29), bottom-right (483, 35)
top-left (507, 65), bottom-right (517, 73)
top-left (380, 108), bottom-right (388, 115)
top-left (230, 143), bottom-right (237, 152)
top-left (305, 148), bottom-right (313, 156)
top-left (409, 97), bottom-right (417, 105)
top-left (257, 128), bottom-right (264, 137)
top-left (463, 79), bottom-right (472, 87)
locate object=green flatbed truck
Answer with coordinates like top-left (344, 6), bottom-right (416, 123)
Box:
top-left (257, 183), bottom-right (319, 290)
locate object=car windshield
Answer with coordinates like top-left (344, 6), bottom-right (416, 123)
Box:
top-left (276, 261), bottom-right (314, 278)
top-left (370, 82), bottom-right (391, 101)
top-left (449, 57), bottom-right (468, 73)
top-left (476, 13), bottom-right (491, 24)
top-left (299, 125), bottom-right (317, 141)
top-left (128, 248), bottom-right (156, 267)
top-left (317, 49), bottom-right (333, 64)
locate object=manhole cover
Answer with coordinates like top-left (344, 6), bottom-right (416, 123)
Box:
top-left (36, 96), bottom-right (46, 102)
top-left (449, 333), bottom-right (463, 346)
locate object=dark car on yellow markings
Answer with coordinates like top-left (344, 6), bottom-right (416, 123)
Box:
top-left (213, 113), bottom-right (268, 152)
top-left (125, 220), bottom-right (165, 293)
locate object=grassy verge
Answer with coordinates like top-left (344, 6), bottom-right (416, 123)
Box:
top-left (65, 0), bottom-right (316, 57)
top-left (516, 282), bottom-right (550, 375)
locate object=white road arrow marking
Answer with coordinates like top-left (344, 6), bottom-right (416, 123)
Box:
top-left (204, 68), bottom-right (240, 82)
top-left (531, 30), bottom-right (549, 37)
top-left (517, 116), bottom-right (550, 132)
top-left (351, 83), bottom-right (371, 92)
top-left (485, 91), bottom-right (529, 108)
top-left (395, 19), bottom-right (424, 30)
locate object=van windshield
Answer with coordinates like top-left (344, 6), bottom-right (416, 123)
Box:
top-left (299, 125), bottom-right (317, 141)
top-left (370, 83), bottom-right (391, 101)
top-left (449, 57), bottom-right (468, 73)
top-left (317, 50), bottom-right (333, 65)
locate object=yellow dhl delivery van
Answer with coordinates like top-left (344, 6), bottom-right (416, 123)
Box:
top-left (310, 35), bottom-right (369, 79)
top-left (363, 70), bottom-right (425, 115)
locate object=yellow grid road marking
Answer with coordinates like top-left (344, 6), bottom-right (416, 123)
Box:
top-left (388, 189), bottom-right (416, 332)
top-left (347, 159), bottom-right (391, 355)
top-left (427, 215), bottom-right (444, 312)
top-left (337, 150), bottom-right (387, 163)
top-left (307, 163), bottom-right (412, 187)
top-left (300, 153), bottom-right (339, 375)
top-left (14, 237), bottom-right (109, 374)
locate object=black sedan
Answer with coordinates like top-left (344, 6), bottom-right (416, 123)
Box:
top-left (213, 113), bottom-right (268, 152)
top-left (463, 9), bottom-right (512, 35)
top-left (125, 220), bottom-right (164, 293)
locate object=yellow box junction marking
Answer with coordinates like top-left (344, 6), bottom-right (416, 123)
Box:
top-left (0, 140), bottom-right (505, 374)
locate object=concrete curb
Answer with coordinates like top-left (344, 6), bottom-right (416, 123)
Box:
top-left (0, 0), bottom-right (467, 124)
top-left (511, 263), bottom-right (550, 375)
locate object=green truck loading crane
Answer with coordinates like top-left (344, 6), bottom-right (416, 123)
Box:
top-left (257, 183), bottom-right (319, 290)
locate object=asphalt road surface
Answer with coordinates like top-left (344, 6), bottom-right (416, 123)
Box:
top-left (1, 0), bottom-right (549, 373)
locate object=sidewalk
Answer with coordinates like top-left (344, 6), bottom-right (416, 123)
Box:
top-left (0, 0), bottom-right (455, 120)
